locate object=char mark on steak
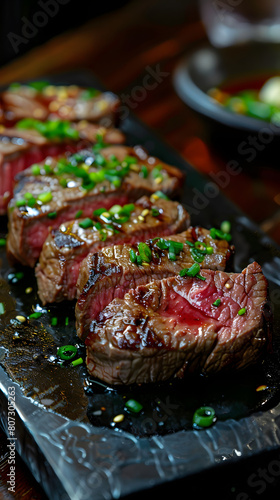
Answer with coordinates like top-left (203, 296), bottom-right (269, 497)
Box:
top-left (35, 196), bottom-right (190, 305)
top-left (6, 144), bottom-right (185, 267)
top-left (0, 121), bottom-right (125, 214)
top-left (85, 262), bottom-right (268, 385)
top-left (76, 226), bottom-right (234, 340)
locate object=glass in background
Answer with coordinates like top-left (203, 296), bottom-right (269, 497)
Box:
top-left (199, 0), bottom-right (280, 47)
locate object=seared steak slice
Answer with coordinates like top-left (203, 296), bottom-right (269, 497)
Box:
top-left (76, 227), bottom-right (233, 340)
top-left (35, 196), bottom-right (190, 305)
top-left (7, 145), bottom-right (184, 267)
top-left (1, 82), bottom-right (120, 126)
top-left (85, 262), bottom-right (268, 384)
top-left (0, 122), bottom-right (125, 213)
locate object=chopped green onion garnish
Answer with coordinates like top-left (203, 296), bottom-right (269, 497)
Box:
top-left (71, 357), bottom-right (83, 367)
top-left (151, 208), bottom-right (159, 217)
top-left (136, 255), bottom-right (143, 266)
top-left (190, 248), bottom-right (205, 263)
top-left (130, 249), bottom-right (137, 263)
top-left (140, 165), bottom-right (148, 178)
top-left (220, 220), bottom-right (231, 234)
top-left (212, 299), bottom-right (221, 307)
top-left (79, 218), bottom-right (94, 229)
top-left (185, 240), bottom-right (194, 247)
top-left (29, 312), bottom-right (42, 319)
top-left (37, 191), bottom-right (53, 204)
top-left (0, 302), bottom-right (5, 315)
top-left (15, 271), bottom-right (24, 280)
top-left (206, 246), bottom-right (213, 255)
top-left (47, 211), bottom-right (57, 219)
top-left (31, 164), bottom-right (41, 175)
top-left (193, 406), bottom-right (216, 429)
top-left (194, 241), bottom-right (207, 253)
top-left (0, 238), bottom-right (6, 247)
top-left (125, 399), bottom-right (143, 413)
top-left (109, 204), bottom-right (122, 215)
top-left (93, 207), bottom-right (107, 216)
top-left (238, 307), bottom-right (246, 316)
top-left (75, 210), bottom-right (83, 219)
top-left (51, 316), bottom-right (58, 326)
top-left (153, 191), bottom-right (169, 200)
top-left (179, 262), bottom-right (206, 280)
top-left (57, 345), bottom-right (77, 360)
top-left (210, 227), bottom-right (232, 242)
top-left (138, 242), bottom-right (152, 263)
top-left (16, 199), bottom-right (26, 207)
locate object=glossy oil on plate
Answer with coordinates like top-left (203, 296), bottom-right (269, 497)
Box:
top-left (0, 71), bottom-right (280, 500)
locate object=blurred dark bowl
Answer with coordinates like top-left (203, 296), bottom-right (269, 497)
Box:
top-left (173, 41), bottom-right (280, 165)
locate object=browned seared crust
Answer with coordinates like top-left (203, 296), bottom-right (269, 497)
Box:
top-left (85, 262), bottom-right (268, 384)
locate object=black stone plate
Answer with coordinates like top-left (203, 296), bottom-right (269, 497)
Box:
top-left (0, 71), bottom-right (280, 500)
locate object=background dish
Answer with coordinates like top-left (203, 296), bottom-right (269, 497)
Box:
top-left (173, 41), bottom-right (280, 158)
top-left (1, 71), bottom-right (280, 499)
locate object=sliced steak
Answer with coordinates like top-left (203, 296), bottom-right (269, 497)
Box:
top-left (35, 196), bottom-right (190, 305)
top-left (85, 262), bottom-right (268, 384)
top-left (0, 122), bottom-right (125, 213)
top-left (6, 145), bottom-right (184, 267)
top-left (1, 83), bottom-right (120, 126)
top-left (76, 227), bottom-right (233, 340)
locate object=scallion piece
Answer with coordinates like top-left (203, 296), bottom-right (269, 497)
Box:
top-left (238, 307), bottom-right (246, 316)
top-left (29, 312), bottom-right (42, 319)
top-left (0, 302), bottom-right (5, 315)
top-left (151, 208), bottom-right (159, 217)
top-left (136, 255), bottom-right (143, 266)
top-left (220, 220), bottom-right (231, 234)
top-left (16, 199), bottom-right (26, 207)
top-left (47, 211), bottom-right (57, 219)
top-left (93, 207), bottom-right (107, 216)
top-left (190, 248), bottom-right (205, 263)
top-left (75, 210), bottom-right (83, 219)
top-left (210, 227), bottom-right (232, 242)
top-left (152, 191), bottom-right (169, 200)
top-left (129, 249), bottom-right (137, 263)
top-left (179, 262), bottom-right (206, 280)
top-left (140, 165), bottom-right (148, 178)
top-left (212, 299), bottom-right (221, 307)
top-left (51, 316), bottom-right (58, 326)
top-left (57, 345), bottom-right (77, 360)
top-left (125, 399), bottom-right (143, 413)
top-left (37, 191), bottom-right (53, 204)
top-left (79, 218), bottom-right (94, 229)
top-left (71, 357), bottom-right (83, 367)
top-left (193, 406), bottom-right (216, 429)
top-left (185, 240), bottom-right (194, 247)
top-left (0, 238), bottom-right (6, 247)
top-left (138, 242), bottom-right (152, 263)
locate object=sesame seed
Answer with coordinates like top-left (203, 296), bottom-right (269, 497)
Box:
top-left (225, 283), bottom-right (231, 289)
top-left (16, 315), bottom-right (27, 323)
top-left (113, 414), bottom-right (124, 423)
top-left (141, 209), bottom-right (150, 217)
top-left (155, 177), bottom-right (162, 184)
top-left (138, 215), bottom-right (145, 222)
top-left (130, 164), bottom-right (140, 172)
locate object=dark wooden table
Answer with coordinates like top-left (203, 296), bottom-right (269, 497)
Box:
top-left (1, 1), bottom-right (280, 498)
